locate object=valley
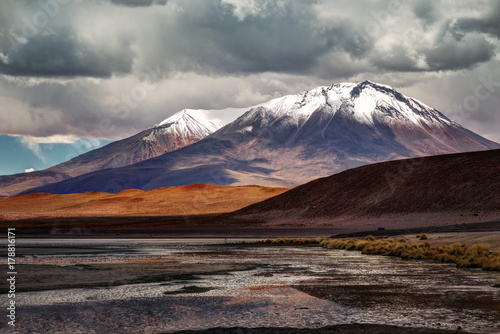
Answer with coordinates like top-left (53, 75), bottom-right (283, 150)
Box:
top-left (1, 81), bottom-right (499, 334)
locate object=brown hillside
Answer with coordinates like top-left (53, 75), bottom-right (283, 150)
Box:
top-left (0, 184), bottom-right (289, 220)
top-left (221, 149), bottom-right (500, 228)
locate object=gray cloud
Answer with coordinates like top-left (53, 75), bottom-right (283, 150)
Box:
top-left (1, 0), bottom-right (496, 79)
top-left (108, 0), bottom-right (168, 7)
top-left (412, 0), bottom-right (439, 27)
top-left (0, 27), bottom-right (135, 77)
top-left (423, 33), bottom-right (496, 71)
top-left (454, 0), bottom-right (500, 38)
top-left (372, 45), bottom-right (423, 72)
top-left (133, 0), bottom-right (373, 77)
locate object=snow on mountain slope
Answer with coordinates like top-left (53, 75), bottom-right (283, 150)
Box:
top-left (146, 109), bottom-right (224, 144)
top-left (218, 80), bottom-right (488, 158)
top-left (140, 109), bottom-right (225, 152)
top-left (252, 81), bottom-right (454, 127)
top-left (156, 109), bottom-right (223, 128)
top-left (25, 80), bottom-right (500, 195)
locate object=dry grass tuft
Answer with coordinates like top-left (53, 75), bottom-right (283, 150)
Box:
top-left (259, 237), bottom-right (500, 272)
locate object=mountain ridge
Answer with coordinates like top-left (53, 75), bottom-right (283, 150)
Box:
top-left (23, 80), bottom-right (500, 195)
top-left (0, 109), bottom-right (227, 197)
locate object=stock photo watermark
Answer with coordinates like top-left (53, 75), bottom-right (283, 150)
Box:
top-left (6, 228), bottom-right (17, 327)
top-left (363, 0), bottom-right (403, 38)
top-left (448, 73), bottom-right (500, 124)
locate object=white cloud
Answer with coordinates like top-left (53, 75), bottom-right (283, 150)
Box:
top-left (18, 136), bottom-right (45, 163)
top-left (24, 168), bottom-right (35, 173)
top-left (25, 134), bottom-right (79, 144)
top-left (13, 134), bottom-right (79, 163)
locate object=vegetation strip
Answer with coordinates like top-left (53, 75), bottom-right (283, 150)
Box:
top-left (259, 236), bottom-right (500, 271)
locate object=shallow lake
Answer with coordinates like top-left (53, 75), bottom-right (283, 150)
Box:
top-left (2, 239), bottom-right (500, 333)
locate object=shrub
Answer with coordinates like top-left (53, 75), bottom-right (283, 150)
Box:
top-left (420, 241), bottom-right (431, 249)
top-left (396, 237), bottom-right (407, 243)
top-left (419, 234), bottom-right (428, 240)
top-left (465, 243), bottom-right (490, 257)
top-left (258, 236), bottom-right (499, 272)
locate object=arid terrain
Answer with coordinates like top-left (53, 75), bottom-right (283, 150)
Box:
top-left (2, 150), bottom-right (499, 334)
top-left (0, 184), bottom-right (289, 221)
top-left (1, 150), bottom-right (499, 238)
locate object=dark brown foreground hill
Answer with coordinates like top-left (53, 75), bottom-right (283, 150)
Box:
top-left (219, 149), bottom-right (500, 229)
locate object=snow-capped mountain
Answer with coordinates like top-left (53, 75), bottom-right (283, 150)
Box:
top-left (253, 81), bottom-right (451, 126)
top-left (0, 109), bottom-right (228, 197)
top-left (25, 81), bottom-right (500, 195)
top-left (147, 109), bottom-right (224, 151)
top-left (216, 80), bottom-right (494, 155)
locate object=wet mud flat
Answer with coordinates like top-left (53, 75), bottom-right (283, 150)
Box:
top-left (1, 242), bottom-right (499, 333)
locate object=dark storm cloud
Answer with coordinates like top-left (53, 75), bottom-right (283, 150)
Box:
top-left (135, 0), bottom-right (373, 77)
top-left (0, 0), bottom-right (495, 79)
top-left (412, 0), bottom-right (439, 26)
top-left (423, 33), bottom-right (496, 71)
top-left (371, 1), bottom-right (497, 73)
top-left (0, 0), bottom-right (374, 79)
top-left (372, 45), bottom-right (423, 72)
top-left (454, 1), bottom-right (500, 38)
top-left (0, 27), bottom-right (135, 77)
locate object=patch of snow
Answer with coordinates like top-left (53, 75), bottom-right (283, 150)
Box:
top-left (353, 92), bottom-right (377, 124)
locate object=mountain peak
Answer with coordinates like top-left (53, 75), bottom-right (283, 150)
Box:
top-left (147, 109), bottom-right (224, 145)
top-left (155, 109), bottom-right (221, 128)
top-left (349, 80), bottom-right (389, 95)
top-left (248, 81), bottom-right (452, 128)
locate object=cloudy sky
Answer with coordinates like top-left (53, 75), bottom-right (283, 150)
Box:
top-left (0, 0), bottom-right (499, 173)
